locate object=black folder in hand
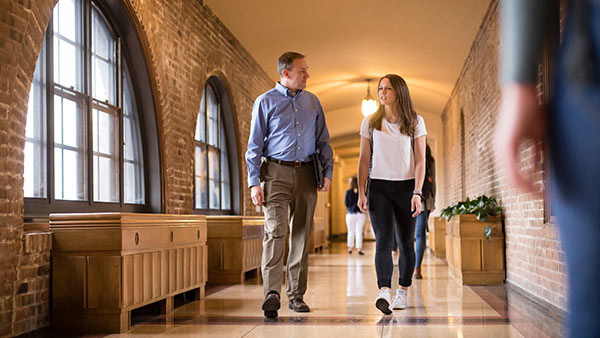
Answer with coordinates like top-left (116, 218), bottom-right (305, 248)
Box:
top-left (312, 152), bottom-right (324, 189)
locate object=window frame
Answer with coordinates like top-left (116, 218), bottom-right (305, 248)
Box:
top-left (193, 79), bottom-right (233, 215)
top-left (24, 0), bottom-right (153, 218)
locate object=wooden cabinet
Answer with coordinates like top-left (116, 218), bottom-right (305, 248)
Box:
top-left (310, 191), bottom-right (329, 252)
top-left (206, 216), bottom-right (264, 284)
top-left (445, 214), bottom-right (504, 285)
top-left (429, 217), bottom-right (446, 258)
top-left (50, 213), bottom-right (207, 333)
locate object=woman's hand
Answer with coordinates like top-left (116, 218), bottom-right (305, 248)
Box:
top-left (358, 193), bottom-right (368, 213)
top-left (411, 195), bottom-right (422, 217)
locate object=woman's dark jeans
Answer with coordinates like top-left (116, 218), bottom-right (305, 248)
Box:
top-left (368, 179), bottom-right (415, 288)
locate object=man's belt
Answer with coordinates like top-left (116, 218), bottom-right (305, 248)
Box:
top-left (267, 157), bottom-right (311, 167)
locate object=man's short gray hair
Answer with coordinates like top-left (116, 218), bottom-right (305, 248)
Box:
top-left (277, 51), bottom-right (305, 77)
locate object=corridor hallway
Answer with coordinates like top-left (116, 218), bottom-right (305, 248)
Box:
top-left (92, 242), bottom-right (562, 338)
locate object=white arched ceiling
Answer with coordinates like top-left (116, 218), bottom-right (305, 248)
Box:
top-left (204, 0), bottom-right (491, 139)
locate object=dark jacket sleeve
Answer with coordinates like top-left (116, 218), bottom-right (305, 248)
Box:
top-left (501, 0), bottom-right (558, 84)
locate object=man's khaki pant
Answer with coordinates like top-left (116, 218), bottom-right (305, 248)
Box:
top-left (260, 160), bottom-right (317, 300)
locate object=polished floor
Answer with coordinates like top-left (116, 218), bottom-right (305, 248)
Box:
top-left (26, 241), bottom-right (564, 338)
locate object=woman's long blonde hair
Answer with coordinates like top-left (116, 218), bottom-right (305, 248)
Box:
top-left (368, 74), bottom-right (418, 137)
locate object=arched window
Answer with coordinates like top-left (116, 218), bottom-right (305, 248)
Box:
top-left (194, 78), bottom-right (234, 213)
top-left (24, 0), bottom-right (159, 216)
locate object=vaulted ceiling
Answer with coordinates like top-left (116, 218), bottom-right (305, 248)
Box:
top-left (205, 0), bottom-right (491, 140)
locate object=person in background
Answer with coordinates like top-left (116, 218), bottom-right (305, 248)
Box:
top-left (357, 74), bottom-right (427, 314)
top-left (414, 144), bottom-right (435, 279)
top-left (497, 0), bottom-right (600, 336)
top-left (345, 176), bottom-right (366, 255)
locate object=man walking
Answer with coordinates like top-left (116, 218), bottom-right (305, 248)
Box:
top-left (246, 51), bottom-right (333, 318)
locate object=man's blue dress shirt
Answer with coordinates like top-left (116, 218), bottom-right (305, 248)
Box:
top-left (246, 82), bottom-right (334, 188)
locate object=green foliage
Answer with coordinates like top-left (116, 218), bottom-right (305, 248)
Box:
top-left (440, 195), bottom-right (502, 222)
top-left (440, 195), bottom-right (503, 242)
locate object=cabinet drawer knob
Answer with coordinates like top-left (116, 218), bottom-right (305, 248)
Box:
top-left (135, 232), bottom-right (139, 245)
top-left (170, 231), bottom-right (174, 242)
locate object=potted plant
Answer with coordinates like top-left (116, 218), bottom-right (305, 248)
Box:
top-left (440, 195), bottom-right (504, 285)
top-left (440, 195), bottom-right (502, 242)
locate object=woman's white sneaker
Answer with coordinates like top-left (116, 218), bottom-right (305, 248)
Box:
top-left (375, 289), bottom-right (393, 315)
top-left (391, 288), bottom-right (407, 310)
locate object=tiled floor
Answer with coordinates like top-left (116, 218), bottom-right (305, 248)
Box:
top-left (26, 242), bottom-right (564, 338)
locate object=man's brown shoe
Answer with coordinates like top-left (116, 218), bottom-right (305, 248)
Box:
top-left (288, 298), bottom-right (310, 312)
top-left (262, 292), bottom-right (280, 318)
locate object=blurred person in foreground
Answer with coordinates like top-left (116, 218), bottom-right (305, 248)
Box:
top-left (497, 0), bottom-right (600, 336)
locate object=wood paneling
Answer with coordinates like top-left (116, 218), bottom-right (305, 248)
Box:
top-left (87, 256), bottom-right (121, 309)
top-left (50, 213), bottom-right (207, 333)
top-left (206, 216), bottom-right (264, 284)
top-left (52, 256), bottom-right (86, 310)
top-left (311, 191), bottom-right (329, 252)
top-left (445, 214), bottom-right (505, 285)
top-left (429, 217), bottom-right (446, 258)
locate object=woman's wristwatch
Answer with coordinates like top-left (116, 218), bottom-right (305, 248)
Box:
top-left (413, 189), bottom-right (423, 197)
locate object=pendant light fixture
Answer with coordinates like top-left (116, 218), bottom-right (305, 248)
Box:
top-left (361, 79), bottom-right (377, 117)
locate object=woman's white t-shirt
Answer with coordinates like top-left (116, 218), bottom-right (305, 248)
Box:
top-left (360, 116), bottom-right (427, 181)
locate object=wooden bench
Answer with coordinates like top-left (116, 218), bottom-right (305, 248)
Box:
top-left (311, 191), bottom-right (329, 252)
top-left (429, 216), bottom-right (446, 258)
top-left (206, 216), bottom-right (264, 284)
top-left (50, 213), bottom-right (207, 333)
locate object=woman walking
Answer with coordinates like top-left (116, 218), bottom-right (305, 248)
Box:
top-left (345, 176), bottom-right (366, 255)
top-left (357, 74), bottom-right (427, 314)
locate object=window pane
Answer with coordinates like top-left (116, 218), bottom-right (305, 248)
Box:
top-left (54, 94), bottom-right (86, 201)
top-left (195, 90), bottom-right (206, 142)
top-left (55, 148), bottom-right (86, 201)
top-left (63, 149), bottom-right (84, 200)
top-left (92, 8), bottom-right (111, 59)
top-left (208, 148), bottom-right (219, 182)
top-left (209, 179), bottom-right (219, 210)
top-left (221, 182), bottom-right (231, 210)
top-left (53, 0), bottom-right (82, 91)
top-left (124, 162), bottom-right (135, 203)
top-left (54, 95), bottom-right (82, 147)
top-left (92, 7), bottom-right (116, 104)
top-left (93, 58), bottom-right (115, 104)
top-left (123, 69), bottom-right (145, 204)
top-left (54, 95), bottom-right (62, 144)
top-left (25, 43), bottom-right (46, 198)
top-left (94, 109), bottom-right (116, 154)
top-left (195, 146), bottom-right (208, 209)
top-left (207, 86), bottom-right (218, 147)
top-left (220, 123), bottom-right (230, 210)
top-left (94, 155), bottom-right (118, 202)
top-left (57, 0), bottom-right (77, 41)
top-left (55, 39), bottom-right (81, 90)
top-left (93, 108), bottom-right (118, 202)
top-left (54, 148), bottom-right (63, 199)
top-left (208, 148), bottom-right (220, 209)
top-left (195, 176), bottom-right (207, 209)
top-left (62, 98), bottom-right (78, 147)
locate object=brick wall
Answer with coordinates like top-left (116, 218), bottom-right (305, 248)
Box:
top-left (0, 0), bottom-right (272, 335)
top-left (0, 1), bottom-right (56, 336)
top-left (125, 0), bottom-right (273, 215)
top-left (441, 0), bottom-right (566, 310)
top-left (12, 231), bottom-right (51, 336)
